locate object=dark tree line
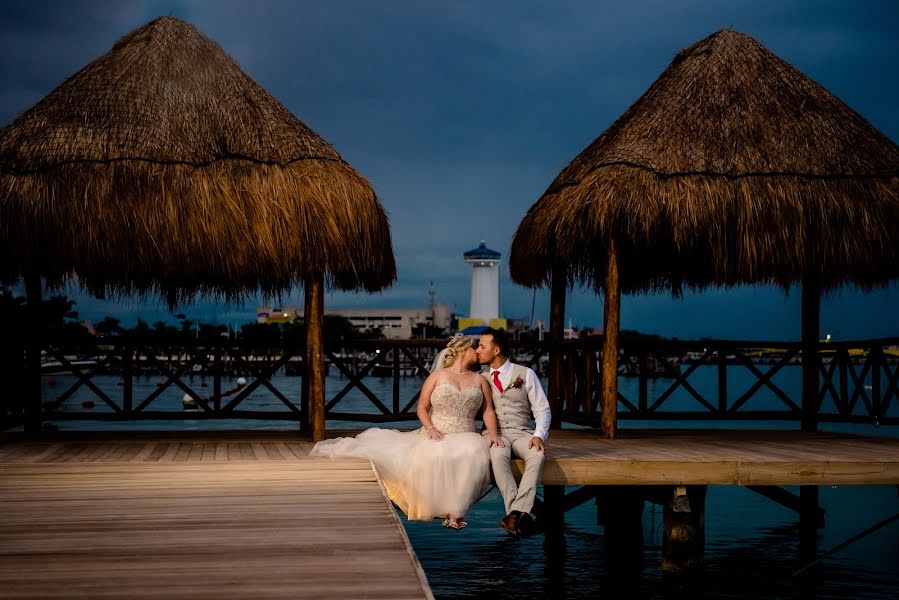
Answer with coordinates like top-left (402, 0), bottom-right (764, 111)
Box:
top-left (0, 286), bottom-right (384, 349)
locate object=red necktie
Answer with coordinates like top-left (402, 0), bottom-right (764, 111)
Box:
top-left (492, 370), bottom-right (503, 393)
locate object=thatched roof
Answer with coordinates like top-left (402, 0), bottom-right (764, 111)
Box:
top-left (510, 29), bottom-right (899, 294)
top-left (0, 16), bottom-right (395, 304)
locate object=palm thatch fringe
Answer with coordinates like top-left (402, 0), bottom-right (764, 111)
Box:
top-left (514, 171), bottom-right (899, 293)
top-left (1, 159), bottom-right (393, 301)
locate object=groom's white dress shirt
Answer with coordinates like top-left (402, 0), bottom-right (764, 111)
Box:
top-left (488, 359), bottom-right (551, 441)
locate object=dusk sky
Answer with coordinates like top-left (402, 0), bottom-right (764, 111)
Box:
top-left (2, 1), bottom-right (898, 340)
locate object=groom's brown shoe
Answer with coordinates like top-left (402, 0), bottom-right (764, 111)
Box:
top-left (500, 511), bottom-right (522, 536)
top-left (516, 512), bottom-right (535, 537)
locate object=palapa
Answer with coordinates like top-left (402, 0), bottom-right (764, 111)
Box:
top-left (510, 28), bottom-right (899, 440)
top-left (0, 16), bottom-right (394, 441)
top-left (510, 28), bottom-right (899, 294)
top-left (0, 16), bottom-right (396, 304)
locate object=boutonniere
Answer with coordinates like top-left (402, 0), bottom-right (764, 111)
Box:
top-left (506, 376), bottom-right (525, 391)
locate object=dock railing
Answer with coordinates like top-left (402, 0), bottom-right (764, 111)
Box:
top-left (553, 336), bottom-right (898, 427)
top-left (3, 335), bottom-right (897, 430)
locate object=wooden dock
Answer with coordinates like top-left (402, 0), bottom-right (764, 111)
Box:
top-left (534, 428), bottom-right (899, 486)
top-left (1, 428), bottom-right (898, 597)
top-left (0, 433), bottom-right (433, 600)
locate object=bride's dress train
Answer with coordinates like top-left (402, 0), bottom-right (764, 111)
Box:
top-left (309, 382), bottom-right (490, 520)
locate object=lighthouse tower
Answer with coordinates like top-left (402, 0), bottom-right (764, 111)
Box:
top-left (464, 241), bottom-right (501, 323)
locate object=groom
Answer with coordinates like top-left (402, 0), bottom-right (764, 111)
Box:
top-left (476, 328), bottom-right (551, 537)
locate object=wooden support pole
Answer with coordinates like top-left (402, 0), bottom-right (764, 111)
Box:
top-left (24, 274), bottom-right (42, 434)
top-left (582, 348), bottom-right (595, 415)
top-left (638, 351), bottom-right (648, 413)
top-left (542, 485), bottom-right (565, 531)
top-left (871, 347), bottom-right (882, 418)
top-left (801, 276), bottom-right (820, 432)
top-left (392, 345), bottom-right (400, 415)
top-left (212, 342), bottom-right (221, 413)
top-left (717, 347), bottom-right (728, 413)
top-left (800, 274), bottom-right (821, 544)
top-left (305, 273), bottom-right (326, 442)
top-left (662, 485), bottom-right (707, 574)
top-left (799, 485), bottom-right (820, 560)
top-left (598, 486), bottom-right (644, 590)
top-left (548, 265), bottom-right (566, 429)
top-left (300, 346), bottom-right (310, 433)
top-left (123, 343), bottom-right (133, 414)
top-left (542, 523), bottom-right (567, 596)
top-left (601, 237), bottom-right (620, 440)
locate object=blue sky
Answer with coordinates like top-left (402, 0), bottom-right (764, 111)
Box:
top-left (2, 1), bottom-right (898, 340)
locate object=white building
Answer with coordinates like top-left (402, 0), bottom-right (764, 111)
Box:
top-left (256, 303), bottom-right (452, 339)
top-left (464, 241), bottom-right (501, 322)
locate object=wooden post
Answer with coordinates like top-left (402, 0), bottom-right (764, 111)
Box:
top-left (542, 485), bottom-right (565, 531)
top-left (24, 274), bottom-right (42, 434)
top-left (801, 276), bottom-right (820, 432)
top-left (548, 265), bottom-right (566, 429)
top-left (542, 512), bottom-right (567, 595)
top-left (598, 486), bottom-right (644, 590)
top-left (123, 343), bottom-right (133, 414)
top-left (582, 348), bottom-right (595, 415)
top-left (392, 344), bottom-right (400, 415)
top-left (638, 351), bottom-right (648, 413)
top-left (838, 348), bottom-right (848, 411)
top-left (662, 485), bottom-right (707, 573)
top-left (800, 274), bottom-right (821, 547)
top-left (871, 347), bottom-right (882, 419)
top-left (305, 274), bottom-right (326, 442)
top-left (300, 344), bottom-right (310, 433)
top-left (717, 346), bottom-right (728, 413)
top-left (601, 237), bottom-right (620, 440)
top-left (212, 342), bottom-right (221, 413)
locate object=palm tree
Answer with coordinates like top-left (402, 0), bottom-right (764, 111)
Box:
top-left (95, 316), bottom-right (123, 338)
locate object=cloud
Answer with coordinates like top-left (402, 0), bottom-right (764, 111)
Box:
top-left (2, 0), bottom-right (898, 339)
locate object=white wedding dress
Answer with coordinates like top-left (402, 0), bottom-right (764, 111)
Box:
top-left (309, 381), bottom-right (490, 520)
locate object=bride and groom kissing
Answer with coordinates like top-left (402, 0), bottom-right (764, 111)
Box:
top-left (310, 328), bottom-right (551, 537)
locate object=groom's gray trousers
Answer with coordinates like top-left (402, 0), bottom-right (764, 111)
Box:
top-left (484, 428), bottom-right (545, 515)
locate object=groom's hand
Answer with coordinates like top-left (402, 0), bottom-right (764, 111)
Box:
top-left (529, 436), bottom-right (545, 452)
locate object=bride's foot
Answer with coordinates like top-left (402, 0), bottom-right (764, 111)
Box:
top-left (443, 516), bottom-right (466, 530)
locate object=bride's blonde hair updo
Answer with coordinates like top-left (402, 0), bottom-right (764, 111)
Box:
top-left (441, 337), bottom-right (474, 369)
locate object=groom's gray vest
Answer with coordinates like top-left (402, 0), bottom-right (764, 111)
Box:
top-left (488, 363), bottom-right (533, 435)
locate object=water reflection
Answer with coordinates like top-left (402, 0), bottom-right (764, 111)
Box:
top-left (404, 488), bottom-right (899, 599)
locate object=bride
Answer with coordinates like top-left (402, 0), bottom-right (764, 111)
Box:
top-left (309, 336), bottom-right (504, 529)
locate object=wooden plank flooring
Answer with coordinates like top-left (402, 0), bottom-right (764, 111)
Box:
top-left (2, 428), bottom-right (897, 487)
top-left (0, 443), bottom-right (433, 600)
top-left (533, 428), bottom-right (899, 485)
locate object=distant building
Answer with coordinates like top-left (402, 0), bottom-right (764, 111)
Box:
top-left (256, 308), bottom-right (296, 324)
top-left (459, 241), bottom-right (507, 331)
top-left (328, 305), bottom-right (452, 339)
top-left (464, 241), bottom-right (501, 322)
top-left (256, 303), bottom-right (452, 339)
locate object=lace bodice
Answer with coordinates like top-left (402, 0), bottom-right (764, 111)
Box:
top-left (428, 382), bottom-right (483, 434)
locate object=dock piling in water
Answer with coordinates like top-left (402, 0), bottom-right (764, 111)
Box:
top-left (662, 485), bottom-right (707, 573)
